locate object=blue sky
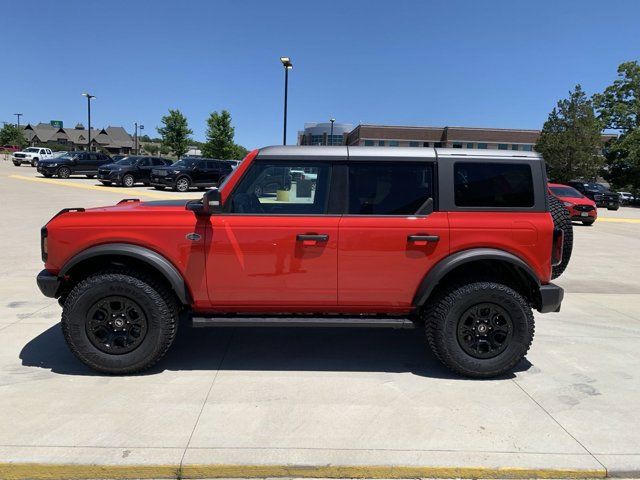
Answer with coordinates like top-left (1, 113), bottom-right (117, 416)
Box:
top-left (2, 0), bottom-right (638, 149)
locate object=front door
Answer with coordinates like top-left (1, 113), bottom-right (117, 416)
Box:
top-left (207, 160), bottom-right (338, 310)
top-left (338, 161), bottom-right (450, 310)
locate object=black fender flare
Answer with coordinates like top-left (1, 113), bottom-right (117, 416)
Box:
top-left (60, 243), bottom-right (191, 304)
top-left (412, 248), bottom-right (540, 307)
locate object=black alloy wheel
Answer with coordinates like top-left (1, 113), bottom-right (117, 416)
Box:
top-left (57, 166), bottom-right (71, 179)
top-left (86, 296), bottom-right (148, 354)
top-left (457, 303), bottom-right (513, 359)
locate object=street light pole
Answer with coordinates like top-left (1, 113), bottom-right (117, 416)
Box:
top-left (280, 57), bottom-right (293, 145)
top-left (14, 113), bottom-right (22, 128)
top-left (329, 118), bottom-right (335, 146)
top-left (134, 122), bottom-right (138, 155)
top-left (82, 93), bottom-right (95, 151)
top-left (139, 125), bottom-right (144, 154)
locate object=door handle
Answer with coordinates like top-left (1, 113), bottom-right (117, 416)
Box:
top-left (297, 234), bottom-right (329, 242)
top-left (407, 235), bottom-right (439, 243)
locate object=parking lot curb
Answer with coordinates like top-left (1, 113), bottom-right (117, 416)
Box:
top-left (0, 463), bottom-right (608, 480)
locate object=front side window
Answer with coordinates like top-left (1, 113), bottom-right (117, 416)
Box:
top-left (228, 162), bottom-right (330, 214)
top-left (454, 162), bottom-right (534, 208)
top-left (348, 163), bottom-right (433, 215)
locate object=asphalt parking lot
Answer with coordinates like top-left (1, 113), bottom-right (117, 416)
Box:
top-left (1, 158), bottom-right (639, 479)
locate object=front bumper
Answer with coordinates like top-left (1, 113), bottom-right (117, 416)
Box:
top-left (36, 269), bottom-right (60, 298)
top-left (37, 164), bottom-right (59, 174)
top-left (13, 156), bottom-right (32, 164)
top-left (538, 283), bottom-right (564, 313)
top-left (150, 175), bottom-right (176, 187)
top-left (98, 170), bottom-right (121, 182)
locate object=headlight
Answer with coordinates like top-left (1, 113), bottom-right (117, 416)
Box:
top-left (563, 201), bottom-right (574, 207)
top-left (49, 163), bottom-right (58, 167)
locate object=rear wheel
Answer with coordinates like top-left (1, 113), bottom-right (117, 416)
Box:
top-left (122, 174), bottom-right (135, 187)
top-left (57, 166), bottom-right (71, 179)
top-left (424, 281), bottom-right (534, 378)
top-left (548, 194), bottom-right (573, 279)
top-left (61, 271), bottom-right (178, 374)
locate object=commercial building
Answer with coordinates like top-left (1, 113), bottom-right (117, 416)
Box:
top-left (297, 122), bottom-right (353, 146)
top-left (21, 122), bottom-right (135, 154)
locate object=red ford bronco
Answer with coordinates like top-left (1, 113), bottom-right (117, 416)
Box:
top-left (37, 146), bottom-right (571, 378)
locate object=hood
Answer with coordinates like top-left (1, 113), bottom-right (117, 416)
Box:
top-left (99, 163), bottom-right (122, 170)
top-left (556, 194), bottom-right (596, 207)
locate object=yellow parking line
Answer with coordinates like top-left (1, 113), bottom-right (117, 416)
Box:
top-left (7, 174), bottom-right (186, 200)
top-left (0, 463), bottom-right (607, 480)
top-left (597, 217), bottom-right (640, 224)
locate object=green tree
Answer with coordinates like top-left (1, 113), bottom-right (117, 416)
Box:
top-left (231, 143), bottom-right (249, 159)
top-left (0, 123), bottom-right (28, 148)
top-left (145, 143), bottom-right (160, 155)
top-left (535, 85), bottom-right (604, 182)
top-left (157, 109), bottom-right (192, 159)
top-left (593, 61), bottom-right (640, 192)
top-left (202, 110), bottom-right (236, 159)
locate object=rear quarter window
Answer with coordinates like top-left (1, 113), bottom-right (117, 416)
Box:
top-left (454, 162), bottom-right (534, 208)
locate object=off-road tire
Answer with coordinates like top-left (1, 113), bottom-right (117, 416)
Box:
top-left (548, 194), bottom-right (572, 279)
top-left (61, 271), bottom-right (178, 374)
top-left (423, 281), bottom-right (535, 378)
top-left (57, 166), bottom-right (71, 179)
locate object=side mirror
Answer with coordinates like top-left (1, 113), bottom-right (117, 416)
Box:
top-left (186, 188), bottom-right (222, 215)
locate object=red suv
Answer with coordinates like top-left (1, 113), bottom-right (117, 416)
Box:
top-left (548, 183), bottom-right (597, 226)
top-left (36, 147), bottom-right (571, 378)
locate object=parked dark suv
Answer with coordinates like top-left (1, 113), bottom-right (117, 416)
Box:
top-left (98, 156), bottom-right (173, 187)
top-left (150, 157), bottom-right (233, 192)
top-left (37, 151), bottom-right (112, 179)
top-left (567, 181), bottom-right (619, 210)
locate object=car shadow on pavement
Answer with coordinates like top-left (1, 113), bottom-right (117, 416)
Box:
top-left (19, 323), bottom-right (532, 380)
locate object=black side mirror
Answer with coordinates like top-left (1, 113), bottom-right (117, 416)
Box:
top-left (186, 188), bottom-right (222, 215)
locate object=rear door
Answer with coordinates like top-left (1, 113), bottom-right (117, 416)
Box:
top-left (75, 153), bottom-right (91, 172)
top-left (338, 154), bottom-right (450, 310)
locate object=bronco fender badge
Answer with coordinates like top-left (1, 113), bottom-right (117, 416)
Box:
top-left (186, 233), bottom-right (201, 241)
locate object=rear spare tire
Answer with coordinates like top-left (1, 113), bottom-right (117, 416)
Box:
top-left (548, 194), bottom-right (572, 279)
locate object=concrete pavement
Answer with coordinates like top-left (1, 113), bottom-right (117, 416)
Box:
top-left (0, 159), bottom-right (639, 479)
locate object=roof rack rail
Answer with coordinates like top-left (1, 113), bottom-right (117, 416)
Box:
top-left (52, 208), bottom-right (85, 219)
top-left (118, 198), bottom-right (141, 204)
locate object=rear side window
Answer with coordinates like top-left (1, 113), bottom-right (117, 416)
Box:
top-left (454, 163), bottom-right (534, 208)
top-left (348, 163), bottom-right (434, 215)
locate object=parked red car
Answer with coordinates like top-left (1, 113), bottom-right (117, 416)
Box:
top-left (548, 183), bottom-right (597, 226)
top-left (1, 145), bottom-right (21, 152)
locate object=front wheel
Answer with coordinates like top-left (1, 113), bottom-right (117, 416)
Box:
top-left (57, 166), bottom-right (71, 179)
top-left (424, 281), bottom-right (534, 378)
top-left (175, 177), bottom-right (190, 192)
top-left (13, 162), bottom-right (20, 167)
top-left (61, 271), bottom-right (178, 374)
top-left (31, 158), bottom-right (39, 167)
top-left (122, 174), bottom-right (135, 187)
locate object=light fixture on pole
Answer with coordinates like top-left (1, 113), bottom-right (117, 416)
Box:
top-left (14, 113), bottom-right (23, 128)
top-left (329, 118), bottom-right (335, 146)
top-left (81, 93), bottom-right (96, 151)
top-left (280, 56), bottom-right (293, 145)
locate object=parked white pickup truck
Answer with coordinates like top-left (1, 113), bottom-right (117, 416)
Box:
top-left (12, 147), bottom-right (55, 167)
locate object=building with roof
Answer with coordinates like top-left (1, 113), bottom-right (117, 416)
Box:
top-left (346, 124), bottom-right (615, 151)
top-left (21, 123), bottom-right (135, 154)
top-left (297, 122), bottom-right (353, 146)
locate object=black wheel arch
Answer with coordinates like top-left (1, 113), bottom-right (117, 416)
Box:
top-left (58, 243), bottom-right (191, 305)
top-left (413, 248), bottom-right (542, 310)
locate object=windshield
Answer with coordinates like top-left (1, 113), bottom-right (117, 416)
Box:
top-left (171, 158), bottom-right (198, 168)
top-left (583, 183), bottom-right (607, 192)
top-left (25, 147), bottom-right (40, 152)
top-left (550, 186), bottom-right (583, 198)
top-left (53, 153), bottom-right (78, 161)
top-left (116, 157), bottom-right (137, 165)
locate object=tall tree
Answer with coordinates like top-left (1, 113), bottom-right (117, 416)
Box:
top-left (0, 123), bottom-right (28, 147)
top-left (157, 109), bottom-right (192, 159)
top-left (202, 110), bottom-right (235, 159)
top-left (535, 85), bottom-right (603, 182)
top-left (593, 61), bottom-right (640, 191)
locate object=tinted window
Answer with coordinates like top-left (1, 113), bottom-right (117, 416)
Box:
top-left (454, 163), bottom-right (534, 208)
top-left (550, 186), bottom-right (582, 198)
top-left (172, 158), bottom-right (199, 169)
top-left (138, 158), bottom-right (151, 167)
top-left (348, 163), bottom-right (434, 215)
top-left (229, 162), bottom-right (330, 215)
top-left (205, 160), bottom-right (219, 170)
